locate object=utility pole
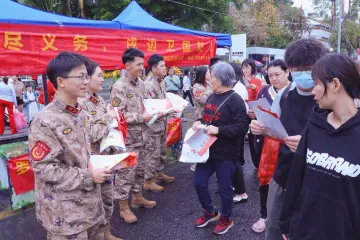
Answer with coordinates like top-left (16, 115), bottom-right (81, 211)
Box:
top-left (337, 0), bottom-right (343, 53)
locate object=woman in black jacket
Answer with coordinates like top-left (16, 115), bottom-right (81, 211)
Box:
top-left (192, 62), bottom-right (249, 235)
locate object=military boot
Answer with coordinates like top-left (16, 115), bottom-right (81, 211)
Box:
top-left (156, 171), bottom-right (175, 183)
top-left (119, 200), bottom-right (137, 224)
top-left (104, 224), bottom-right (123, 240)
top-left (143, 179), bottom-right (164, 192)
top-left (131, 192), bottom-right (157, 209)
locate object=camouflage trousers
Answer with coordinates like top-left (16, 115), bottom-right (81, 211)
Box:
top-left (47, 220), bottom-right (105, 240)
top-left (101, 177), bottom-right (114, 224)
top-left (114, 146), bottom-right (145, 200)
top-left (144, 133), bottom-right (166, 179)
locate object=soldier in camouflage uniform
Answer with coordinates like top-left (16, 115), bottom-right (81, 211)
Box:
top-left (143, 54), bottom-right (175, 193)
top-left (29, 52), bottom-right (111, 239)
top-left (110, 48), bottom-right (155, 224)
top-left (78, 60), bottom-right (121, 240)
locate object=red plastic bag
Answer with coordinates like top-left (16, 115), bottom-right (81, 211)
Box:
top-left (258, 137), bottom-right (280, 186)
top-left (8, 154), bottom-right (35, 195)
top-left (116, 110), bottom-right (128, 140)
top-left (166, 118), bottom-right (182, 147)
top-left (14, 111), bottom-right (27, 131)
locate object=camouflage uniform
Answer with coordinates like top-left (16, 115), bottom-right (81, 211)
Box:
top-left (110, 76), bottom-right (148, 200)
top-left (143, 73), bottom-right (167, 179)
top-left (78, 92), bottom-right (114, 224)
top-left (29, 96), bottom-right (105, 238)
top-left (192, 82), bottom-right (213, 120)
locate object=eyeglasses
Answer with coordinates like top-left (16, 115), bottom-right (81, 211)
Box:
top-left (62, 74), bottom-right (90, 81)
top-left (291, 71), bottom-right (312, 77)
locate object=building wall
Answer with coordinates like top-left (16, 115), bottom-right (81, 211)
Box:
top-left (216, 34), bottom-right (247, 62)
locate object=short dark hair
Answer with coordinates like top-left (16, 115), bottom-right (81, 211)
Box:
top-left (285, 39), bottom-right (327, 69)
top-left (210, 57), bottom-right (222, 67)
top-left (242, 59), bottom-right (256, 75)
top-left (194, 66), bottom-right (208, 85)
top-left (267, 59), bottom-right (292, 82)
top-left (312, 53), bottom-right (360, 99)
top-left (122, 48), bottom-right (144, 65)
top-left (184, 69), bottom-right (190, 75)
top-left (3, 77), bottom-right (8, 85)
top-left (85, 60), bottom-right (99, 76)
top-left (46, 51), bottom-right (86, 89)
top-left (229, 62), bottom-right (245, 85)
top-left (148, 54), bottom-right (164, 71)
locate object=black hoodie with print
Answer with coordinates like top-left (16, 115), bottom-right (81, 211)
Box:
top-left (280, 107), bottom-right (360, 240)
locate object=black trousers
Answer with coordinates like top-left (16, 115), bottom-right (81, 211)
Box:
top-left (183, 90), bottom-right (194, 106)
top-left (248, 132), bottom-right (264, 169)
top-left (260, 184), bottom-right (269, 219)
top-left (232, 139), bottom-right (246, 195)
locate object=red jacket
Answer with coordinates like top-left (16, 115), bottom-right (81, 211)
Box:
top-left (38, 80), bottom-right (56, 104)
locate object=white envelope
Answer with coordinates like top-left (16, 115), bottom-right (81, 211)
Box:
top-left (90, 152), bottom-right (137, 171)
top-left (179, 127), bottom-right (209, 164)
top-left (100, 128), bottom-right (126, 153)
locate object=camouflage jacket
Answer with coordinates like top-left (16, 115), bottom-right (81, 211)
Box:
top-left (110, 75), bottom-right (148, 147)
top-left (144, 73), bottom-right (166, 135)
top-left (28, 96), bottom-right (104, 235)
top-left (78, 92), bottom-right (113, 154)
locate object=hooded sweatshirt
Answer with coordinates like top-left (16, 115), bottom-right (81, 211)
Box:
top-left (280, 107), bottom-right (360, 240)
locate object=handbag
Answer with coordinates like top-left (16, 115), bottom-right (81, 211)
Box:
top-left (207, 92), bottom-right (237, 125)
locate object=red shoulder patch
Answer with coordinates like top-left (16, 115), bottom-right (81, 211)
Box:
top-left (30, 141), bottom-right (50, 161)
top-left (195, 90), bottom-right (201, 98)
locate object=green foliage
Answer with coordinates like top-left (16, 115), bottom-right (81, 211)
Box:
top-left (330, 19), bottom-right (360, 54)
top-left (90, 0), bottom-right (234, 33)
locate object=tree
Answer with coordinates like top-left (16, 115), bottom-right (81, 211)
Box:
top-left (23, 0), bottom-right (85, 17)
top-left (90, 0), bottom-right (235, 33)
top-left (229, 0), bottom-right (306, 48)
top-left (330, 19), bottom-right (360, 54)
top-left (312, 0), bottom-right (339, 29)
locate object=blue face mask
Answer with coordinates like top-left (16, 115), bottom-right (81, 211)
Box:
top-left (292, 71), bottom-right (314, 89)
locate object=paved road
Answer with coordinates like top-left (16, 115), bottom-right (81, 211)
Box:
top-left (0, 143), bottom-right (265, 240)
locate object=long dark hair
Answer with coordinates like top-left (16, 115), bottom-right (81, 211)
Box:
top-left (242, 58), bottom-right (256, 75)
top-left (229, 62), bottom-right (245, 85)
top-left (312, 53), bottom-right (360, 99)
top-left (3, 77), bottom-right (9, 85)
top-left (194, 66), bottom-right (208, 85)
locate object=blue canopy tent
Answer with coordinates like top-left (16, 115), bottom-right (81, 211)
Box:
top-left (113, 1), bottom-right (232, 49)
top-left (0, 0), bottom-right (119, 29)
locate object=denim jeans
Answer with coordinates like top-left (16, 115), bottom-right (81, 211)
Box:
top-left (193, 159), bottom-right (236, 218)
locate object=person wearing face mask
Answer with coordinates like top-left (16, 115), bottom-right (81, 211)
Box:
top-left (250, 39), bottom-right (327, 240)
top-left (251, 59), bottom-right (291, 233)
top-left (192, 62), bottom-right (249, 235)
top-left (78, 60), bottom-right (120, 240)
top-left (280, 54), bottom-right (360, 240)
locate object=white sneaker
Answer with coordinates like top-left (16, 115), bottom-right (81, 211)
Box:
top-left (252, 218), bottom-right (266, 233)
top-left (233, 193), bottom-right (248, 203)
top-left (190, 163), bottom-right (196, 172)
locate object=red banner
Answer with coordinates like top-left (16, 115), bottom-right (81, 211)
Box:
top-left (8, 154), bottom-right (35, 195)
top-left (0, 23), bottom-right (216, 75)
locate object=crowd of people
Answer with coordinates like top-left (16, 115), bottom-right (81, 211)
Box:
top-left (0, 76), bottom-right (44, 135)
top-left (23, 37), bottom-right (360, 240)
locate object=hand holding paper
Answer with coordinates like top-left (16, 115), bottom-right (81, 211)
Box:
top-left (90, 152), bottom-right (137, 171)
top-left (247, 98), bottom-right (288, 142)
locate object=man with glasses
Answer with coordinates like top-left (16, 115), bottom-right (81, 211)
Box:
top-left (28, 51), bottom-right (111, 239)
top-left (110, 48), bottom-right (155, 224)
top-left (250, 39), bottom-right (327, 240)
